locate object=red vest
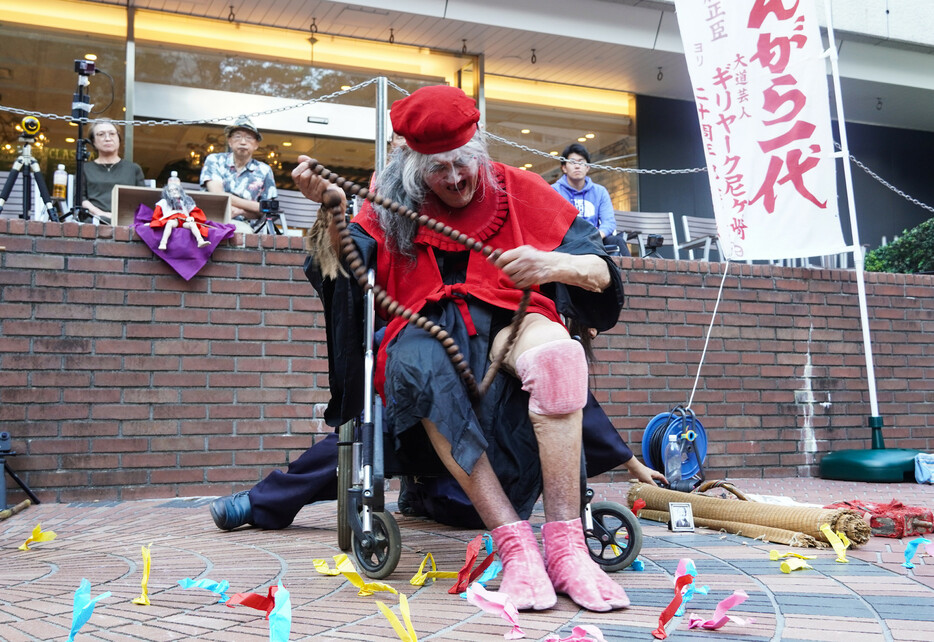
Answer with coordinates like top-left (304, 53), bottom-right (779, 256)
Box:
top-left (357, 163), bottom-right (578, 394)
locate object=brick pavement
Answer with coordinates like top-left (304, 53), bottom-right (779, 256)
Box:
top-left (1, 478), bottom-right (932, 641)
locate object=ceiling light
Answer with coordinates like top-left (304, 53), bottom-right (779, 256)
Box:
top-left (341, 85), bottom-right (351, 90)
top-left (549, 151), bottom-right (558, 156)
top-left (282, 141), bottom-right (293, 147)
top-left (65, 137), bottom-right (76, 143)
top-left (520, 128), bottom-right (530, 134)
top-left (577, 137), bottom-right (586, 142)
top-left (585, 133), bottom-right (595, 139)
top-left (84, 54), bottom-right (97, 61)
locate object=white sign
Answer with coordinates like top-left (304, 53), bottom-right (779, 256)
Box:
top-left (675, 0), bottom-right (847, 261)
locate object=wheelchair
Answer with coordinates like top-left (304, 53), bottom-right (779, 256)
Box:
top-left (335, 272), bottom-right (643, 579)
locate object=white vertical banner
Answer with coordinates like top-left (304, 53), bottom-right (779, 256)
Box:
top-left (674, 0), bottom-right (847, 261)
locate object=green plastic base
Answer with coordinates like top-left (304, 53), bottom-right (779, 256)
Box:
top-left (819, 448), bottom-right (919, 483)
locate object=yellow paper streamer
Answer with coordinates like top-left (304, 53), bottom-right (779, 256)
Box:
top-left (820, 524), bottom-right (850, 563)
top-left (18, 523), bottom-right (57, 551)
top-left (780, 558), bottom-right (813, 573)
top-left (314, 554), bottom-right (398, 597)
top-left (376, 594), bottom-right (418, 642)
top-left (132, 543), bottom-right (153, 605)
top-left (409, 553), bottom-right (458, 587)
top-left (312, 559), bottom-right (342, 576)
top-left (769, 549), bottom-right (817, 561)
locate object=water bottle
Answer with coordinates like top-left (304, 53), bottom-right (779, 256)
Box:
top-left (663, 433), bottom-right (682, 485)
top-left (167, 171), bottom-right (181, 188)
top-left (53, 164), bottom-right (68, 199)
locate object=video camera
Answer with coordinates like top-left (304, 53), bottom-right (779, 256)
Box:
top-left (645, 234), bottom-right (664, 250)
top-left (259, 199), bottom-right (280, 216)
top-left (74, 59), bottom-right (96, 76)
top-left (0, 431), bottom-right (11, 454)
top-left (20, 116), bottom-right (40, 137)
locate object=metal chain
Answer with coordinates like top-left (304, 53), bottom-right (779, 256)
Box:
top-left (485, 133), bottom-right (708, 175)
top-left (0, 79), bottom-right (380, 128)
top-left (2, 73), bottom-right (928, 209)
top-left (835, 142), bottom-right (934, 214)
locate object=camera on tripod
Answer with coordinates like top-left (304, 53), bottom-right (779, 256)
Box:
top-left (259, 199), bottom-right (279, 216)
top-left (74, 59), bottom-right (96, 76)
top-left (20, 116), bottom-right (40, 138)
top-left (645, 234), bottom-right (664, 250)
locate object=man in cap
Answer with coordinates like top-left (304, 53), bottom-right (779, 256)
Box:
top-left (291, 85), bottom-right (627, 612)
top-left (200, 115), bottom-right (277, 233)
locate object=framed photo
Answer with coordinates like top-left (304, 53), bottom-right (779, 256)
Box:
top-left (669, 502), bottom-right (695, 532)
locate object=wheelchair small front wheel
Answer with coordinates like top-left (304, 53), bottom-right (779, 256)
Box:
top-left (585, 501), bottom-right (643, 572)
top-left (352, 510), bottom-right (402, 580)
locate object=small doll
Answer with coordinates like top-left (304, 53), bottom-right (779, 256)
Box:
top-left (150, 182), bottom-right (210, 250)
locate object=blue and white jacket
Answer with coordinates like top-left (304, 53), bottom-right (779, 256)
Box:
top-left (552, 175), bottom-right (616, 238)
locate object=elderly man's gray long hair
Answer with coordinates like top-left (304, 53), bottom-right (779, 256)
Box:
top-left (372, 130), bottom-right (499, 258)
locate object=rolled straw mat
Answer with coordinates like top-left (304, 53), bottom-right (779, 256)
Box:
top-left (628, 482), bottom-right (869, 546)
top-left (639, 509), bottom-right (823, 547)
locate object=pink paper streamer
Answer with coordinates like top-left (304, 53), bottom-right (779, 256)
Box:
top-left (466, 582), bottom-right (525, 640)
top-left (544, 625), bottom-right (607, 642)
top-left (687, 590), bottom-right (750, 630)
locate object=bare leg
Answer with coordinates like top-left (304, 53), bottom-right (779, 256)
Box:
top-left (183, 217), bottom-right (210, 247)
top-left (421, 418), bottom-right (519, 529)
top-left (158, 218), bottom-right (179, 250)
top-left (492, 313), bottom-right (582, 523)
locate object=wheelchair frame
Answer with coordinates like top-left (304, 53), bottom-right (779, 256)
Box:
top-left (336, 271), bottom-right (642, 579)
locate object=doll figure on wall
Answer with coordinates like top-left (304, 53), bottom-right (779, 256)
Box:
top-left (150, 182), bottom-right (210, 250)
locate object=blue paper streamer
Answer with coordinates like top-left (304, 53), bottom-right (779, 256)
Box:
top-left (675, 559), bottom-right (709, 616)
top-left (269, 581), bottom-right (292, 642)
top-left (68, 578), bottom-right (111, 642)
top-left (903, 537), bottom-right (931, 569)
top-left (178, 577), bottom-right (231, 603)
top-left (630, 559), bottom-right (645, 571)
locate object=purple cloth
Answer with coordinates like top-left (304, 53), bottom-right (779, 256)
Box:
top-left (132, 203), bottom-right (236, 281)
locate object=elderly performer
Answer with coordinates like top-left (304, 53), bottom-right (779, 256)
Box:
top-left (292, 85), bottom-right (627, 612)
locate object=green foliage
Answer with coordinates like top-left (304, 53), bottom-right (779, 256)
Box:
top-left (863, 217), bottom-right (934, 274)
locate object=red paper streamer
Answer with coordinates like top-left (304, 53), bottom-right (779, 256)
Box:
top-left (227, 585), bottom-right (278, 619)
top-left (450, 534), bottom-right (496, 594)
top-left (652, 573), bottom-right (694, 639)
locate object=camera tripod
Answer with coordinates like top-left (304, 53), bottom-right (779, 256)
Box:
top-left (0, 131), bottom-right (60, 222)
top-left (1, 432), bottom-right (40, 510)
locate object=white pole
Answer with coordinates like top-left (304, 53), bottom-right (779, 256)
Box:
top-left (823, 2), bottom-right (880, 418)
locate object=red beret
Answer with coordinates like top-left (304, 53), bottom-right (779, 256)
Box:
top-left (390, 85), bottom-right (480, 155)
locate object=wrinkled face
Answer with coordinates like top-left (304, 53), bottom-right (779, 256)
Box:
top-left (227, 129), bottom-right (260, 159)
top-left (423, 150), bottom-right (479, 209)
top-left (562, 153), bottom-right (589, 182)
top-left (92, 124), bottom-right (120, 154)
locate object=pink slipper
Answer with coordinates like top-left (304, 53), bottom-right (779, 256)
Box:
top-left (490, 520), bottom-right (557, 610)
top-left (542, 517), bottom-right (629, 611)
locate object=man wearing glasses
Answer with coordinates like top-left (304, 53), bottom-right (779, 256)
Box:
top-left (200, 115), bottom-right (278, 233)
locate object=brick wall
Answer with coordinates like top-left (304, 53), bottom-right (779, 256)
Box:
top-left (1, 218), bottom-right (932, 503)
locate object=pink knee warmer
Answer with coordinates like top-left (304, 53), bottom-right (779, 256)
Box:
top-left (514, 339), bottom-right (588, 415)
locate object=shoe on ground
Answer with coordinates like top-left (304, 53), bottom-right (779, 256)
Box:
top-left (210, 490), bottom-right (253, 530)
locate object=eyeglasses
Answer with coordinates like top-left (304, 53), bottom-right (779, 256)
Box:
top-left (229, 132), bottom-right (257, 142)
top-left (94, 131), bottom-right (118, 139)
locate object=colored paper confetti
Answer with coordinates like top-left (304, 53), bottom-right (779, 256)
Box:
top-left (769, 549), bottom-right (816, 561)
top-left (410, 553), bottom-right (458, 586)
top-left (177, 577), bottom-right (231, 603)
top-left (674, 559), bottom-right (708, 616)
top-left (227, 584), bottom-right (278, 618)
top-left (544, 625), bottom-right (608, 642)
top-left (68, 578), bottom-right (111, 642)
top-left (688, 590), bottom-right (752, 630)
top-left (269, 581), bottom-right (292, 642)
top-left (466, 582), bottom-right (525, 640)
top-left (902, 537), bottom-right (932, 569)
top-left (376, 593), bottom-right (419, 642)
top-left (132, 543), bottom-right (153, 606)
top-left (314, 554), bottom-right (398, 597)
top-left (652, 573), bottom-right (694, 639)
top-left (630, 559), bottom-right (645, 571)
top-left (450, 534), bottom-right (496, 594)
top-left (780, 558), bottom-right (813, 573)
top-left (819, 524), bottom-right (850, 563)
top-left (18, 523), bottom-right (57, 551)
